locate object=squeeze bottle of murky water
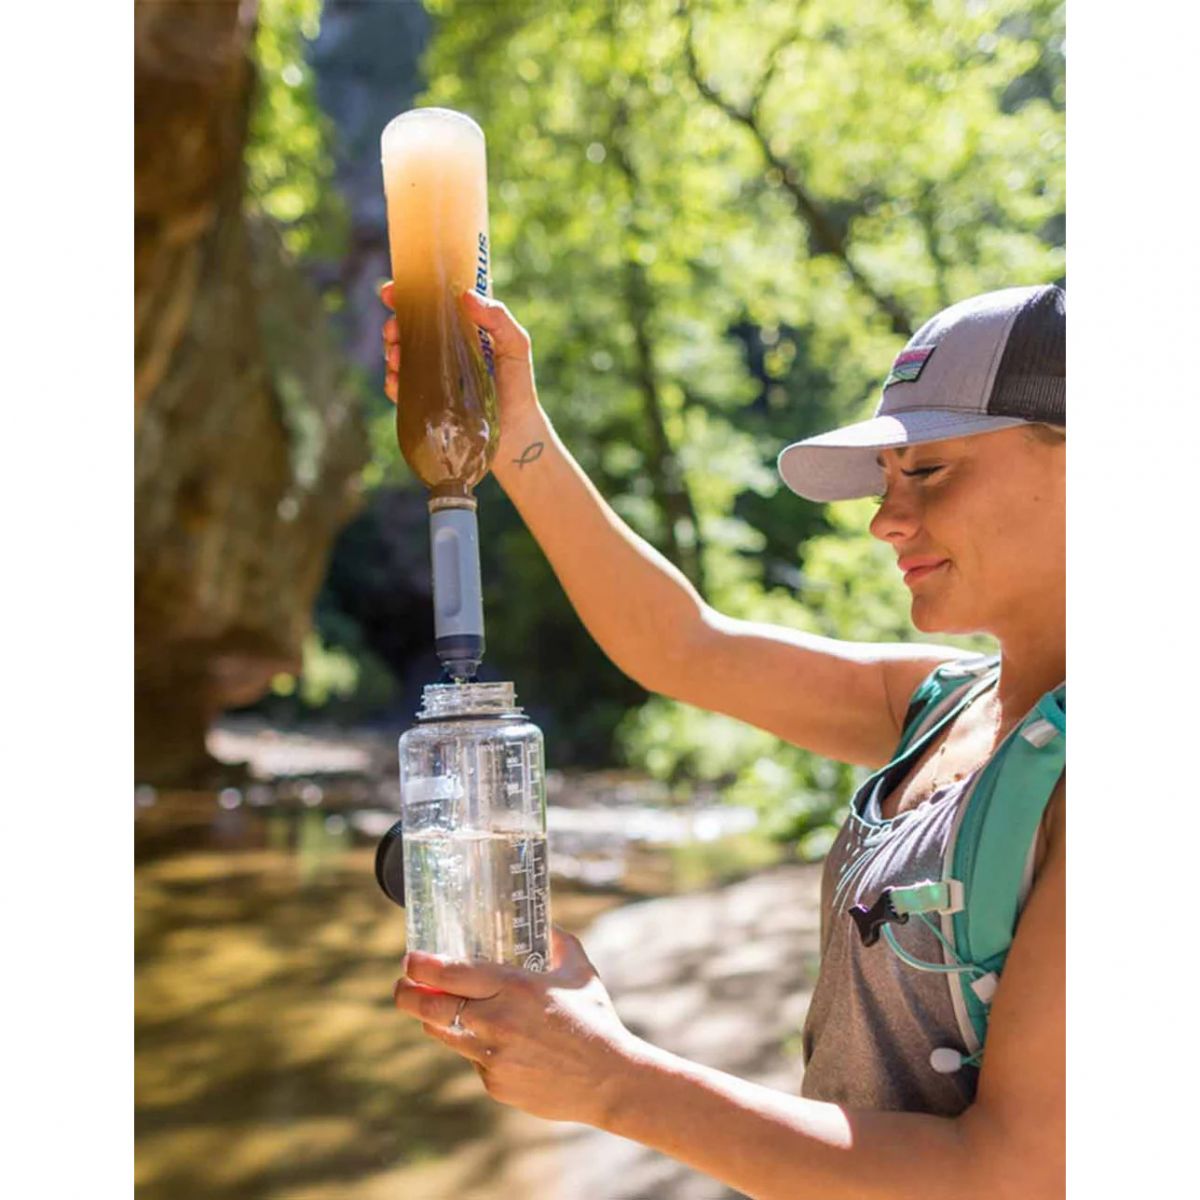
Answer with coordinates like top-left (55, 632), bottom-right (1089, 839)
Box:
top-left (386, 681), bottom-right (551, 972)
top-left (381, 107), bottom-right (498, 683)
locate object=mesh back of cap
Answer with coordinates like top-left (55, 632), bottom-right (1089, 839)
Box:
top-left (988, 285), bottom-right (1066, 424)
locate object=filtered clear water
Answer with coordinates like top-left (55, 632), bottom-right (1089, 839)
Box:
top-left (402, 829), bottom-right (549, 971)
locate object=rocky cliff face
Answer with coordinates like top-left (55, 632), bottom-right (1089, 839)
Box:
top-left (135, 0), bottom-right (368, 785)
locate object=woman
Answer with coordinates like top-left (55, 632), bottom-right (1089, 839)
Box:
top-left (382, 282), bottom-right (1065, 1198)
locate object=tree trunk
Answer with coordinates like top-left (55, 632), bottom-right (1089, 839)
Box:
top-left (135, 0), bottom-right (367, 785)
top-left (609, 100), bottom-right (707, 594)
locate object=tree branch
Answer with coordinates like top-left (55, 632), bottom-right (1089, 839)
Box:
top-left (750, 28), bottom-right (801, 124)
top-left (609, 95), bottom-right (707, 594)
top-left (678, 7), bottom-right (914, 338)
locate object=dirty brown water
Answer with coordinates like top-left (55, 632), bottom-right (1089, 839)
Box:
top-left (135, 728), bottom-right (783, 1200)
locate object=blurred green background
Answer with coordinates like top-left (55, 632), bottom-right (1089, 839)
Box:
top-left (137, 0), bottom-right (1062, 845)
top-left (134, 2), bottom-right (1063, 1195)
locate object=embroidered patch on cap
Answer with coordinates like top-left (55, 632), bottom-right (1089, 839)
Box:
top-left (884, 345), bottom-right (935, 388)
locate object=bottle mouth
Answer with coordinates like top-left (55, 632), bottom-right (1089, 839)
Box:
top-left (418, 681), bottom-right (519, 720)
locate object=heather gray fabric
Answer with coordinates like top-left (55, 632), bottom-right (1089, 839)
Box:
top-left (778, 284), bottom-right (1064, 502)
top-left (800, 768), bottom-right (982, 1116)
top-left (799, 656), bottom-right (1005, 1115)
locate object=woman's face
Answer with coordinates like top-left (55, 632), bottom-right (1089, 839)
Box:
top-left (869, 427), bottom-right (1065, 636)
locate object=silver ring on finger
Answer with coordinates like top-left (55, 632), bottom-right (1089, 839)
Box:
top-left (450, 996), bottom-right (469, 1032)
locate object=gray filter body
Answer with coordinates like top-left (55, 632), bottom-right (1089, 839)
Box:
top-left (429, 504), bottom-right (485, 679)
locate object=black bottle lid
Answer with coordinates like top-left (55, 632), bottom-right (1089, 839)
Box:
top-left (374, 818), bottom-right (406, 907)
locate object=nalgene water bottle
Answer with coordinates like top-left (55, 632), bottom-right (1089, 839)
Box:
top-left (398, 681), bottom-right (550, 971)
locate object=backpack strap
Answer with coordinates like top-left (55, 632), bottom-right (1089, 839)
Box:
top-left (850, 666), bottom-right (1065, 1072)
top-left (893, 653), bottom-right (1000, 761)
top-left (942, 681), bottom-right (1066, 1056)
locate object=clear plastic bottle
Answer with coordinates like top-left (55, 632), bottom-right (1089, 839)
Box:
top-left (398, 681), bottom-right (550, 971)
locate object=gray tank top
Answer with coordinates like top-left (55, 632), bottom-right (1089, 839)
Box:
top-left (800, 762), bottom-right (982, 1116)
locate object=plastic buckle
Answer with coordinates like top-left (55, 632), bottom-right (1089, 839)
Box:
top-left (939, 878), bottom-right (965, 915)
top-left (1021, 717), bottom-right (1059, 748)
top-left (891, 878), bottom-right (964, 917)
top-left (849, 889), bottom-right (907, 947)
top-left (970, 971), bottom-right (999, 1004)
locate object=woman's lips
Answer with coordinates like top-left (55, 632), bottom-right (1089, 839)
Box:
top-left (901, 559), bottom-right (948, 586)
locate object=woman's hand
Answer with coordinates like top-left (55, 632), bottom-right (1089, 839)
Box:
top-left (392, 927), bottom-right (641, 1126)
top-left (378, 281), bottom-right (541, 440)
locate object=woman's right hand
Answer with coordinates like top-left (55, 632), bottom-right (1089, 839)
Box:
top-left (379, 282), bottom-right (540, 435)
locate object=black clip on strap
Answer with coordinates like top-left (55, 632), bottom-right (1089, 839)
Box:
top-left (849, 888), bottom-right (908, 947)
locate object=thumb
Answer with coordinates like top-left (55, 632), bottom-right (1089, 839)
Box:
top-left (459, 289), bottom-right (531, 359)
top-left (550, 926), bottom-right (594, 976)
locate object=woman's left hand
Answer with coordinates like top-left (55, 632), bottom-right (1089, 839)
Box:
top-left (392, 927), bottom-right (641, 1126)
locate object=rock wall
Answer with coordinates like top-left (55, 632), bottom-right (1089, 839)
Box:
top-left (135, 0), bottom-right (368, 784)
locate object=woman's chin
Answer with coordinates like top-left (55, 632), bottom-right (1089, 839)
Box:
top-left (909, 597), bottom-right (959, 635)
top-left (911, 599), bottom-right (983, 638)
top-left (910, 606), bottom-right (940, 634)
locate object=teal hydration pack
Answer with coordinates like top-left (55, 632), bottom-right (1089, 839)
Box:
top-left (848, 655), bottom-right (1065, 1074)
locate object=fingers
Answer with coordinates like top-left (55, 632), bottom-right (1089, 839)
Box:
top-left (379, 280), bottom-right (531, 406)
top-left (394, 976), bottom-right (500, 1066)
top-left (403, 950), bottom-right (512, 999)
top-left (421, 1021), bottom-right (497, 1066)
top-left (459, 290), bottom-right (532, 359)
top-left (379, 289), bottom-right (399, 404)
top-left (393, 977), bottom-right (467, 1027)
top-left (550, 926), bottom-right (593, 975)
top-left (381, 316), bottom-right (399, 375)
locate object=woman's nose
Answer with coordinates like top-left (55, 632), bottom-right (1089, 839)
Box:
top-left (869, 488), bottom-right (921, 543)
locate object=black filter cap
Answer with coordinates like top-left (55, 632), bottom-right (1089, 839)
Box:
top-left (375, 819), bottom-right (406, 907)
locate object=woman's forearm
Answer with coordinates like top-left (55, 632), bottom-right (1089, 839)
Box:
top-left (492, 401), bottom-right (705, 692)
top-left (602, 1038), bottom-right (981, 1200)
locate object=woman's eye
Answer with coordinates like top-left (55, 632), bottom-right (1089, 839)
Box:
top-left (875, 464), bottom-right (944, 502)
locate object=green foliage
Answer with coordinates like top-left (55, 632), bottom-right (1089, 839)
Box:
top-left (246, 0), bottom-right (348, 259)
top-left (269, 625), bottom-right (397, 718)
top-left (410, 0), bottom-right (1061, 849)
top-left (240, 2), bottom-right (1061, 834)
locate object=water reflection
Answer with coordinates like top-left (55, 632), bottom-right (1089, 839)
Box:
top-left (137, 792), bottom-right (541, 1199)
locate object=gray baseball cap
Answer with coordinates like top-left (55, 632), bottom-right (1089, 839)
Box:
top-left (777, 284), bottom-right (1066, 502)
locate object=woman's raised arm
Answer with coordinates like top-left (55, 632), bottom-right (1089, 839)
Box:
top-left (383, 285), bottom-right (967, 768)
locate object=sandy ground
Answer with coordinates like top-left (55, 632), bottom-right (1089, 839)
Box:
top-left (501, 865), bottom-right (823, 1200)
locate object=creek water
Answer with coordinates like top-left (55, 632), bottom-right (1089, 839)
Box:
top-left (135, 723), bottom-right (774, 1200)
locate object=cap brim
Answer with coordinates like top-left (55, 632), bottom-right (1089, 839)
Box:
top-left (777, 411), bottom-right (1029, 502)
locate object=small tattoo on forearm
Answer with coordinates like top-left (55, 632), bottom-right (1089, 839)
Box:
top-left (513, 442), bottom-right (545, 469)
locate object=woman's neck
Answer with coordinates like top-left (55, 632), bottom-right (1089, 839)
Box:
top-left (992, 618), bottom-right (1066, 728)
